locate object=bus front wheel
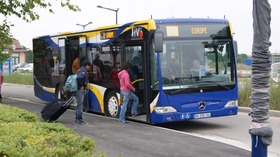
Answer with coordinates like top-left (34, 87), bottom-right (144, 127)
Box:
top-left (104, 91), bottom-right (119, 118)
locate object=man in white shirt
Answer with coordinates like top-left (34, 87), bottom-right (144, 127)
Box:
top-left (190, 59), bottom-right (212, 78)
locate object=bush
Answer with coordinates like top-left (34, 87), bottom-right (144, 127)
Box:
top-left (0, 104), bottom-right (39, 123)
top-left (269, 81), bottom-right (280, 110)
top-left (0, 104), bottom-right (97, 157)
top-left (238, 78), bottom-right (251, 107)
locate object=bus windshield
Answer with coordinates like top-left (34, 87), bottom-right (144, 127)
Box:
top-left (160, 38), bottom-right (235, 92)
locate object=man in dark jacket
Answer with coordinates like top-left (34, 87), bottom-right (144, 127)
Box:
top-left (75, 60), bottom-right (91, 125)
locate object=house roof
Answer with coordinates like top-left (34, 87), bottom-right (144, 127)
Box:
top-left (13, 39), bottom-right (21, 49)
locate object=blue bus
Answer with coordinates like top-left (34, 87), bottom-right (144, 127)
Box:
top-left (33, 18), bottom-right (238, 124)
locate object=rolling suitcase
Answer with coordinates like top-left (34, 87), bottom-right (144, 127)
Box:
top-left (41, 95), bottom-right (75, 122)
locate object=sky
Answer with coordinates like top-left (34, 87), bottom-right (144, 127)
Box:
top-left (2, 0), bottom-right (280, 55)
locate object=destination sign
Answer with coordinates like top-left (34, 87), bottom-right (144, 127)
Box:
top-left (191, 27), bottom-right (208, 34)
top-left (159, 23), bottom-right (230, 38)
top-left (101, 30), bottom-right (117, 39)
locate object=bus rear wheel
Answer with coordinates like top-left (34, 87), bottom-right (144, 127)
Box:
top-left (105, 91), bottom-right (119, 118)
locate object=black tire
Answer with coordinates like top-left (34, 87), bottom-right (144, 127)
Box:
top-left (104, 91), bottom-right (119, 118)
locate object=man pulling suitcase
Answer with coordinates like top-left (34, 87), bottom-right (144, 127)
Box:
top-left (74, 60), bottom-right (91, 125)
top-left (41, 60), bottom-right (91, 125)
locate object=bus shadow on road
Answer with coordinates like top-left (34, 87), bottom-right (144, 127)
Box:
top-left (158, 119), bottom-right (229, 132)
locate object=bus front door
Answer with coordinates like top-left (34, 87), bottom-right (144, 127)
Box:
top-left (123, 42), bottom-right (147, 122)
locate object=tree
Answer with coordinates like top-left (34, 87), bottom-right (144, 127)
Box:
top-left (0, 20), bottom-right (13, 61)
top-left (0, 0), bottom-right (80, 62)
top-left (236, 53), bottom-right (248, 64)
top-left (26, 50), bottom-right (33, 63)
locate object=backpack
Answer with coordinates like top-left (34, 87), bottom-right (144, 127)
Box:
top-left (64, 74), bottom-right (78, 92)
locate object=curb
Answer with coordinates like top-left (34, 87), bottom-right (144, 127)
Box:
top-left (239, 107), bottom-right (280, 117)
top-left (3, 83), bottom-right (33, 87)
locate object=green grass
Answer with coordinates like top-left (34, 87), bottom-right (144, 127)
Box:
top-left (4, 71), bottom-right (34, 85)
top-left (238, 78), bottom-right (280, 111)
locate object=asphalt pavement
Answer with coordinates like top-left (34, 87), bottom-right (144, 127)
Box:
top-left (2, 96), bottom-right (251, 157)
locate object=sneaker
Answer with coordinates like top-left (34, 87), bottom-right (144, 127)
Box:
top-left (76, 120), bottom-right (87, 125)
top-left (118, 120), bottom-right (129, 123)
top-left (78, 121), bottom-right (86, 125)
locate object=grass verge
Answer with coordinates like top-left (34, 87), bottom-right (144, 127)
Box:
top-left (4, 72), bottom-right (34, 85)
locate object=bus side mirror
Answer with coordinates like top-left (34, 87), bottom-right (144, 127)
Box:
top-left (155, 29), bottom-right (163, 53)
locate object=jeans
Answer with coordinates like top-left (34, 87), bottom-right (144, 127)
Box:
top-left (75, 90), bottom-right (85, 121)
top-left (119, 90), bottom-right (139, 122)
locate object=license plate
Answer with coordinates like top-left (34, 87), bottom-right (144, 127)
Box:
top-left (194, 113), bottom-right (211, 119)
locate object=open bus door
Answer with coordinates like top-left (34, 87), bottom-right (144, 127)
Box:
top-left (65, 36), bottom-right (87, 76)
top-left (62, 36), bottom-right (88, 104)
top-left (123, 41), bottom-right (149, 122)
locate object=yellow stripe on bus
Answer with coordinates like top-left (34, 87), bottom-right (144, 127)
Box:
top-left (88, 84), bottom-right (104, 112)
top-left (150, 93), bottom-right (159, 113)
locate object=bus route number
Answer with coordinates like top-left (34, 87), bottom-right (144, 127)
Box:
top-left (101, 31), bottom-right (116, 39)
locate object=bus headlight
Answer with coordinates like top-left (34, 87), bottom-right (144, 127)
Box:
top-left (155, 106), bottom-right (177, 113)
top-left (225, 100), bottom-right (238, 108)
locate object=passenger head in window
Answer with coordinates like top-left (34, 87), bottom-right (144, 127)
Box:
top-left (93, 53), bottom-right (104, 78)
top-left (131, 56), bottom-right (140, 67)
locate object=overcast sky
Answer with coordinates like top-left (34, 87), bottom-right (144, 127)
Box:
top-left (3, 0), bottom-right (280, 55)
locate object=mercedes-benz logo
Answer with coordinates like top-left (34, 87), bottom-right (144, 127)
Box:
top-left (198, 102), bottom-right (206, 110)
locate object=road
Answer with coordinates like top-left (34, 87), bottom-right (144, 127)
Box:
top-left (2, 83), bottom-right (280, 157)
top-left (160, 112), bottom-right (280, 157)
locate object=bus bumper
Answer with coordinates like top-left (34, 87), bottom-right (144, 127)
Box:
top-left (151, 107), bottom-right (238, 124)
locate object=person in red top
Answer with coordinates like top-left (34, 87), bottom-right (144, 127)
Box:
top-left (0, 70), bottom-right (4, 103)
top-left (118, 61), bottom-right (138, 123)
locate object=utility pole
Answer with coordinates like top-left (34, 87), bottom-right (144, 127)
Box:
top-left (250, 0), bottom-right (273, 156)
top-left (97, 5), bottom-right (119, 24)
top-left (76, 22), bottom-right (93, 29)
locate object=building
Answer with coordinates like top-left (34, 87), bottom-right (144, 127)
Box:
top-left (271, 53), bottom-right (280, 82)
top-left (0, 38), bottom-right (28, 74)
top-left (271, 53), bottom-right (280, 64)
top-left (11, 39), bottom-right (28, 65)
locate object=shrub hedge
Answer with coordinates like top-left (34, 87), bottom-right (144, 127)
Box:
top-left (0, 104), bottom-right (104, 157)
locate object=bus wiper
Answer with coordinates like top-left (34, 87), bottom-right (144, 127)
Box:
top-left (170, 81), bottom-right (230, 95)
top-left (197, 81), bottom-right (230, 90)
top-left (170, 85), bottom-right (197, 95)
